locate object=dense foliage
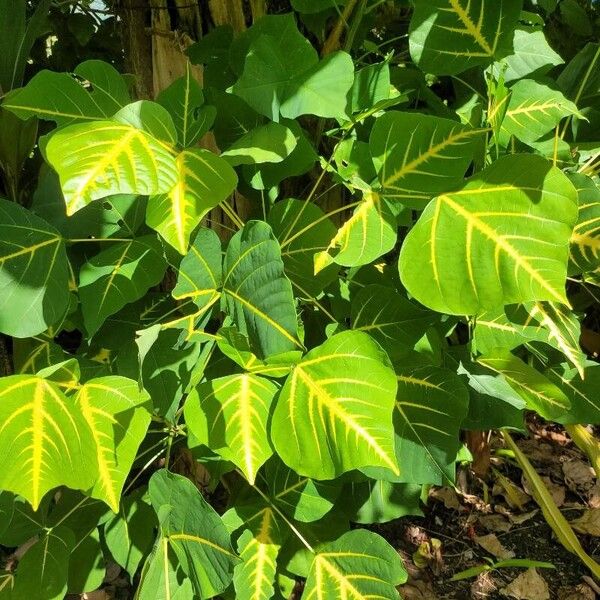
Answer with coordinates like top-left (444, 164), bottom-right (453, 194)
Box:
top-left (0, 0), bottom-right (599, 598)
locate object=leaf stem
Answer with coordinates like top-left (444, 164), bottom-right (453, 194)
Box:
top-left (249, 480), bottom-right (316, 554)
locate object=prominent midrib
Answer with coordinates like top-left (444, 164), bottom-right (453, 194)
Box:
top-left (383, 128), bottom-right (478, 188)
top-left (294, 367), bottom-right (398, 475)
top-left (78, 389), bottom-right (119, 510)
top-left (448, 0), bottom-right (493, 55)
top-left (68, 128), bottom-right (139, 214)
top-left (439, 194), bottom-right (566, 304)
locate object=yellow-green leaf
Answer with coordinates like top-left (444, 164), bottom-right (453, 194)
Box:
top-left (302, 530), bottom-right (407, 600)
top-left (185, 373), bottom-right (278, 484)
top-left (271, 330), bottom-right (399, 480)
top-left (0, 375), bottom-right (96, 509)
top-left (146, 149), bottom-right (237, 255)
top-left (45, 121), bottom-right (177, 215)
top-left (399, 154), bottom-right (578, 315)
top-left (74, 376), bottom-right (151, 512)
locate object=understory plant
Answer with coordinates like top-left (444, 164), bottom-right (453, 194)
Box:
top-left (0, 0), bottom-right (599, 598)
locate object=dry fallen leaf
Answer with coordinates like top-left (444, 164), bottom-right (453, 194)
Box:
top-left (478, 514), bottom-right (512, 533)
top-left (500, 568), bottom-right (550, 600)
top-left (563, 461), bottom-right (595, 494)
top-left (570, 508), bottom-right (600, 536)
top-left (430, 486), bottom-right (461, 510)
top-left (557, 583), bottom-right (596, 600)
top-left (507, 509), bottom-right (539, 525)
top-left (474, 533), bottom-right (515, 559)
top-left (399, 579), bottom-right (437, 600)
top-left (471, 571), bottom-right (498, 599)
top-left (587, 481), bottom-right (600, 508)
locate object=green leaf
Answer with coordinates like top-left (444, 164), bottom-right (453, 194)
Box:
top-left (216, 327), bottom-right (301, 378)
top-left (279, 51), bottom-right (354, 121)
top-left (0, 492), bottom-right (47, 547)
top-left (271, 330), bottom-right (399, 480)
top-left (0, 197), bottom-right (70, 337)
top-left (479, 351), bottom-right (570, 420)
top-left (157, 65), bottom-right (214, 148)
top-left (67, 529), bottom-right (105, 594)
top-left (3, 60), bottom-right (129, 126)
top-left (268, 198), bottom-right (339, 298)
top-left (349, 62), bottom-right (391, 114)
top-left (497, 79), bottom-right (582, 144)
top-left (185, 373), bottom-right (278, 483)
top-left (569, 173), bottom-right (600, 274)
top-left (0, 375), bottom-right (96, 509)
top-left (231, 14), bottom-right (353, 121)
top-left (10, 526), bottom-right (74, 600)
top-left (79, 235), bottom-right (167, 336)
top-left (370, 111), bottom-right (484, 203)
top-left (458, 358), bottom-right (526, 430)
top-left (173, 226), bottom-right (222, 315)
top-left (315, 191), bottom-right (397, 271)
top-left (409, 0), bottom-right (522, 75)
top-left (351, 284), bottom-right (438, 360)
top-left (265, 459), bottom-right (340, 522)
top-left (474, 301), bottom-right (585, 377)
top-left (137, 537), bottom-right (193, 600)
top-left (45, 115), bottom-right (178, 216)
top-left (302, 530), bottom-right (407, 600)
top-left (146, 148), bottom-right (237, 254)
top-left (243, 120), bottom-right (317, 190)
top-left (74, 376), bottom-right (151, 512)
top-left (148, 470), bottom-right (239, 598)
top-left (233, 527), bottom-right (281, 600)
top-left (0, 0), bottom-right (51, 92)
top-left (399, 154), bottom-right (578, 315)
top-left (394, 364), bottom-right (469, 485)
top-left (223, 221), bottom-right (302, 358)
top-left (222, 122), bottom-right (297, 166)
top-left (104, 491), bottom-right (157, 577)
top-left (343, 479), bottom-right (423, 524)
top-left (497, 27), bottom-right (564, 82)
top-left (546, 362), bottom-right (600, 425)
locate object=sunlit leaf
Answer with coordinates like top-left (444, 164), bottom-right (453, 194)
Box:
top-left (271, 330), bottom-right (399, 480)
top-left (400, 154), bottom-right (578, 315)
top-left (315, 191), bottom-right (396, 271)
top-left (146, 149), bottom-right (237, 254)
top-left (302, 530), bottom-right (407, 600)
top-left (370, 111), bottom-right (484, 204)
top-left (45, 108), bottom-right (178, 215)
top-left (497, 79), bottom-right (582, 144)
top-left (569, 173), bottom-right (600, 274)
top-left (0, 375), bottom-right (96, 509)
top-left (74, 376), bottom-right (151, 512)
top-left (479, 351), bottom-right (570, 420)
top-left (185, 373), bottom-right (278, 484)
